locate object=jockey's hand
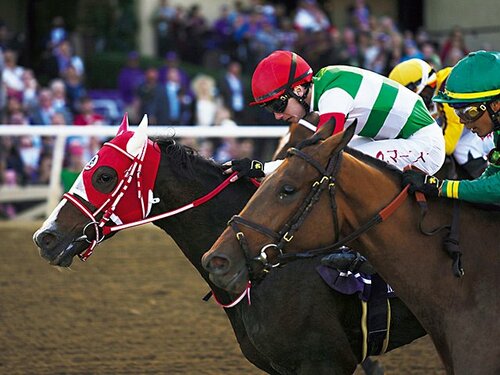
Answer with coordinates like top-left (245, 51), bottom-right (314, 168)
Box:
top-left (223, 158), bottom-right (265, 179)
top-left (402, 170), bottom-right (441, 197)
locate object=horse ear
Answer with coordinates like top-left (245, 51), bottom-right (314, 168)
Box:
top-left (126, 114), bottom-right (148, 156)
top-left (337, 119), bottom-right (357, 150)
top-left (116, 113), bottom-right (129, 136)
top-left (315, 116), bottom-right (336, 140)
top-left (318, 119), bottom-right (357, 159)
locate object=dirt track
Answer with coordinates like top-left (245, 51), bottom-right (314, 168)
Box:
top-left (0, 221), bottom-right (445, 374)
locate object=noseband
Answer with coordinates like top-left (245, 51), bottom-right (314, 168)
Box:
top-left (229, 146), bottom-right (411, 278)
top-left (229, 146), bottom-right (343, 273)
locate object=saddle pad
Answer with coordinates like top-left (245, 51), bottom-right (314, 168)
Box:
top-left (316, 265), bottom-right (394, 359)
top-left (316, 265), bottom-right (395, 301)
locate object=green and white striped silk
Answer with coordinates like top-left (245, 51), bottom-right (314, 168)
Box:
top-left (312, 65), bottom-right (435, 139)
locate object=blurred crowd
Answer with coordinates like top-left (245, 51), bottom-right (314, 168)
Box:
top-left (0, 0), bottom-right (492, 218)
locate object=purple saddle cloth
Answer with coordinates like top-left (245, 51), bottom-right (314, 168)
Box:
top-left (316, 265), bottom-right (395, 302)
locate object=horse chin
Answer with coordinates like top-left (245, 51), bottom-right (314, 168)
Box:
top-left (209, 266), bottom-right (249, 294)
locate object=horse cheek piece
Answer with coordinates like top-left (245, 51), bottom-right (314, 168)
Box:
top-left (64, 114), bottom-right (161, 261)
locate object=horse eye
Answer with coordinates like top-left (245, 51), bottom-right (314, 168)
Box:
top-left (279, 184), bottom-right (296, 199)
top-left (100, 174), bottom-right (111, 183)
top-left (92, 166), bottom-right (117, 194)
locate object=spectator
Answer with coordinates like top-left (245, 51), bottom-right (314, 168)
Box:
top-left (53, 40), bottom-right (84, 77)
top-left (293, 0), bottom-right (330, 33)
top-left (62, 64), bottom-right (86, 113)
top-left (73, 96), bottom-right (104, 126)
top-left (400, 40), bottom-right (424, 62)
top-left (117, 51), bottom-right (145, 106)
top-left (151, 0), bottom-right (176, 58)
top-left (198, 139), bottom-right (215, 159)
top-left (47, 16), bottom-right (67, 50)
top-left (29, 88), bottom-right (71, 125)
top-left (3, 96), bottom-right (29, 124)
top-left (136, 67), bottom-right (161, 122)
top-left (253, 21), bottom-right (280, 62)
top-left (50, 79), bottom-right (72, 115)
top-left (183, 5), bottom-right (208, 64)
top-left (158, 51), bottom-right (190, 92)
top-left (154, 67), bottom-right (192, 125)
top-left (0, 136), bottom-right (27, 186)
top-left (440, 27), bottom-right (468, 67)
top-left (21, 69), bottom-right (39, 111)
top-left (35, 151), bottom-right (52, 185)
top-left (217, 60), bottom-right (248, 124)
top-left (2, 49), bottom-right (24, 101)
top-left (348, 0), bottom-right (371, 32)
top-left (277, 17), bottom-right (298, 51)
top-left (30, 88), bottom-right (56, 125)
top-left (213, 4), bottom-right (235, 58)
top-left (421, 41), bottom-right (442, 70)
top-left (61, 140), bottom-right (86, 192)
top-left (18, 135), bottom-right (41, 183)
top-left (191, 74), bottom-right (219, 127)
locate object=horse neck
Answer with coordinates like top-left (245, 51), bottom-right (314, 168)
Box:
top-left (338, 154), bottom-right (473, 304)
top-left (152, 154), bottom-right (255, 281)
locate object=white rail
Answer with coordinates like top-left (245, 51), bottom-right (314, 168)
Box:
top-left (0, 125), bottom-right (288, 219)
top-left (0, 125), bottom-right (289, 137)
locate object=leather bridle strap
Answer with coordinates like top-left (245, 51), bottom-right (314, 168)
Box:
top-left (278, 185), bottom-right (410, 264)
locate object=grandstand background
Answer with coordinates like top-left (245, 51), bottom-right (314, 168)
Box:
top-left (0, 0), bottom-right (498, 220)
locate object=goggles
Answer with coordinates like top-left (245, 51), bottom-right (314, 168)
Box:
top-left (262, 94), bottom-right (290, 113)
top-left (452, 103), bottom-right (487, 123)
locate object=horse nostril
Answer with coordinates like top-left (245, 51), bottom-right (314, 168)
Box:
top-left (204, 254), bottom-right (231, 275)
top-left (36, 231), bottom-right (57, 250)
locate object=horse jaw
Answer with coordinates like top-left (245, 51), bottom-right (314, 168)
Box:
top-left (126, 114), bottom-right (148, 156)
top-left (116, 112), bottom-right (129, 136)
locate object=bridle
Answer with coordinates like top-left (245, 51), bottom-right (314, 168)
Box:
top-left (228, 145), bottom-right (410, 278)
top-left (63, 140), bottom-right (260, 262)
top-left (64, 140), bottom-right (150, 261)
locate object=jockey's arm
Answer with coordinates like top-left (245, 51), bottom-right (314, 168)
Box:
top-left (440, 164), bottom-right (500, 203)
top-left (315, 87), bottom-right (352, 135)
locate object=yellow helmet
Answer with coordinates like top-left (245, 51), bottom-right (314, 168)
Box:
top-left (389, 58), bottom-right (437, 94)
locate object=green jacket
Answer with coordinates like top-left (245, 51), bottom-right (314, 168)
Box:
top-left (441, 131), bottom-right (500, 203)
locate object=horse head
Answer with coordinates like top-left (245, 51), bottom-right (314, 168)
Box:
top-left (33, 114), bottom-right (161, 266)
top-left (202, 119), bottom-right (364, 294)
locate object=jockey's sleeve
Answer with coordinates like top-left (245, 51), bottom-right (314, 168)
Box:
top-left (317, 112), bottom-right (346, 135)
top-left (440, 164), bottom-right (500, 203)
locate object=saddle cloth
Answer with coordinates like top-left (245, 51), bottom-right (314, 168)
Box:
top-left (316, 265), bottom-right (395, 358)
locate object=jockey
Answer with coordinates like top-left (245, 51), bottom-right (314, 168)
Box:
top-left (403, 50), bottom-right (500, 204)
top-left (224, 50), bottom-right (445, 178)
top-left (223, 50), bottom-right (446, 274)
top-left (389, 58), bottom-right (493, 178)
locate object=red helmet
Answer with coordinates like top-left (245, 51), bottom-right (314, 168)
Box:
top-left (250, 50), bottom-right (313, 106)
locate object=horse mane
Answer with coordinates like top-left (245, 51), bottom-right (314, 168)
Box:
top-left (154, 138), bottom-right (224, 178)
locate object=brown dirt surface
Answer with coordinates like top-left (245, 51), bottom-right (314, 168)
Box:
top-left (0, 221), bottom-right (445, 374)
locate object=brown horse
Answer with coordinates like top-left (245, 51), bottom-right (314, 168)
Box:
top-left (33, 116), bottom-right (425, 374)
top-left (202, 119), bottom-right (500, 374)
